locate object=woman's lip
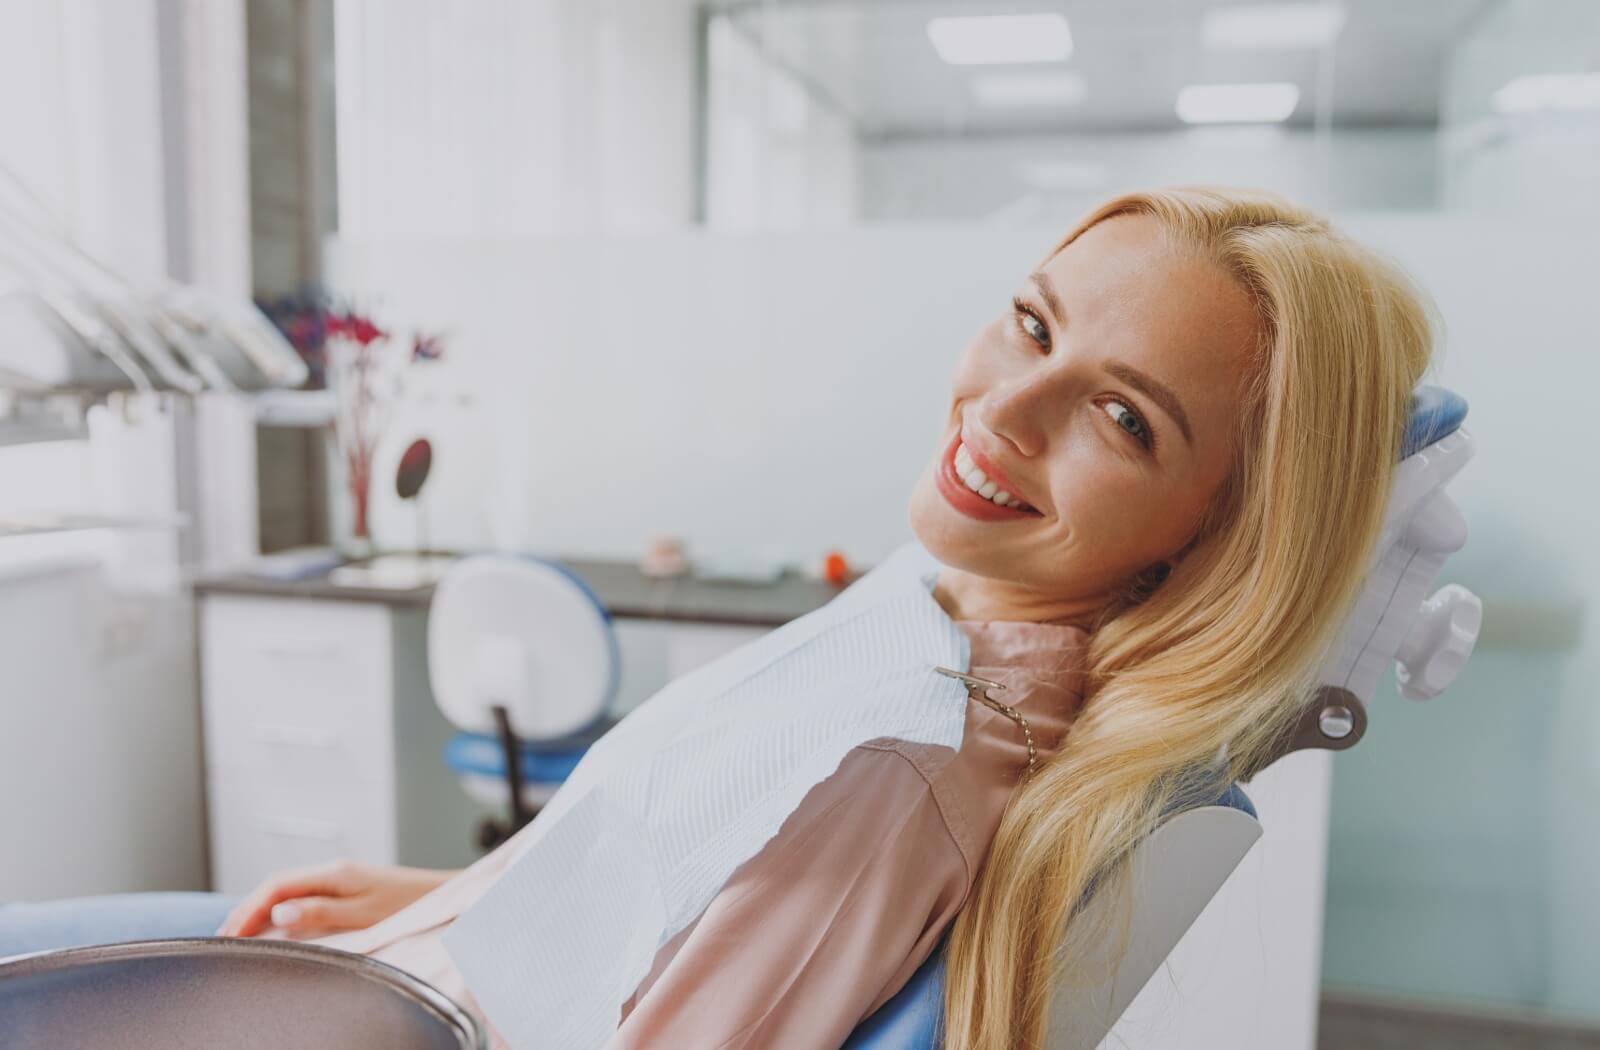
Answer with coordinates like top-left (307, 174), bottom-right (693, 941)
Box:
top-left (959, 431), bottom-right (1031, 507)
top-left (936, 433), bottom-right (1039, 522)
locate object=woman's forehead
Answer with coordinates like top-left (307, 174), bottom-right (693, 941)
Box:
top-left (1040, 215), bottom-right (1262, 374)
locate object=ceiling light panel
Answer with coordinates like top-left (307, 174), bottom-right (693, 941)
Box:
top-left (926, 13), bottom-right (1073, 66)
top-left (1176, 82), bottom-right (1301, 123)
top-left (1201, 3), bottom-right (1348, 49)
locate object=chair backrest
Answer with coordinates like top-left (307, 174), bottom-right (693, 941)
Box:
top-left (840, 785), bottom-right (1260, 1050)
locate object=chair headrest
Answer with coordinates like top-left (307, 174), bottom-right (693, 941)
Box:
top-left (1403, 385), bottom-right (1468, 459)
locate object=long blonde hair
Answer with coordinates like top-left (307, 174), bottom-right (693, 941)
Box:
top-left (941, 187), bottom-right (1434, 1048)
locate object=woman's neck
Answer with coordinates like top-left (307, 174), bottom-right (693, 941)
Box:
top-left (932, 566), bottom-right (1107, 630)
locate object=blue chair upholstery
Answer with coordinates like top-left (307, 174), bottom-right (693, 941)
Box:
top-left (841, 782), bottom-right (1258, 1050)
top-left (841, 950), bottom-right (946, 1050)
top-left (443, 733), bottom-right (594, 785)
top-left (1403, 386), bottom-right (1468, 459)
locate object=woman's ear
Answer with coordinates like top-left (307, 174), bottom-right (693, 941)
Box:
top-left (1129, 560), bottom-right (1172, 601)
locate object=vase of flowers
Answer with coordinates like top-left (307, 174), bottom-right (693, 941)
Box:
top-left (258, 287), bottom-right (445, 556)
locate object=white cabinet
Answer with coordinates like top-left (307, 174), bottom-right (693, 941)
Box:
top-left (199, 594), bottom-right (481, 895)
top-left (0, 560), bottom-right (206, 900)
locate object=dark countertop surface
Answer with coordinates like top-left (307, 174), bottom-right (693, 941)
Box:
top-left (194, 555), bottom-right (844, 628)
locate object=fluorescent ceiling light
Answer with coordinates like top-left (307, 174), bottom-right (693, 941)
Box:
top-left (1017, 160), bottom-right (1109, 190)
top-left (1201, 3), bottom-right (1347, 49)
top-left (973, 71), bottom-right (1086, 106)
top-left (1176, 82), bottom-right (1300, 123)
top-left (927, 13), bottom-right (1073, 66)
top-left (1492, 73), bottom-right (1600, 113)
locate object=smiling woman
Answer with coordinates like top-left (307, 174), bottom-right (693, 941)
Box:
top-left (915, 186), bottom-right (1432, 1050)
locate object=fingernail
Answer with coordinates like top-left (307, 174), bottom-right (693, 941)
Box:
top-left (271, 903), bottom-right (302, 927)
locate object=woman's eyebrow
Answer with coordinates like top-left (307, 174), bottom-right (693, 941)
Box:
top-left (1027, 272), bottom-right (1067, 328)
top-left (1105, 362), bottom-right (1194, 446)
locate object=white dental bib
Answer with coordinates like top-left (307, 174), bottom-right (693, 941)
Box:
top-left (444, 543), bottom-right (972, 1049)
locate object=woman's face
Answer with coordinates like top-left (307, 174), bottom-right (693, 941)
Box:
top-left (909, 213), bottom-right (1265, 623)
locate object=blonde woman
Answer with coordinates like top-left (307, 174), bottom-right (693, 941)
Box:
top-left (2, 187), bottom-right (1432, 1049)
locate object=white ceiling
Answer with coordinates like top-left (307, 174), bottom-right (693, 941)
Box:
top-left (716, 0), bottom-right (1499, 139)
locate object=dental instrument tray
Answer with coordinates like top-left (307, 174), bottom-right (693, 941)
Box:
top-left (0, 938), bottom-right (485, 1050)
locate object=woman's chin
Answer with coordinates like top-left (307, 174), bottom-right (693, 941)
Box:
top-left (908, 475), bottom-right (990, 570)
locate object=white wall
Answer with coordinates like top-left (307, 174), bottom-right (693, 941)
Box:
top-left (1439, 0), bottom-right (1600, 215)
top-left (0, 0), bottom-right (169, 283)
top-left (704, 15), bottom-right (862, 231)
top-left (331, 0), bottom-right (865, 239)
top-left (323, 227), bottom-right (1041, 567)
top-left (333, 0), bottom-right (700, 240)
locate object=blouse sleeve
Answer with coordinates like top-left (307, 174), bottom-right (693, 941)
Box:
top-left (603, 744), bottom-right (971, 1050)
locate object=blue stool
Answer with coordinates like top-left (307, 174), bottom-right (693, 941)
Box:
top-left (428, 556), bottom-right (619, 851)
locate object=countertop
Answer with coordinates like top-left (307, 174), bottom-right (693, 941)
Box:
top-left (193, 555), bottom-right (844, 628)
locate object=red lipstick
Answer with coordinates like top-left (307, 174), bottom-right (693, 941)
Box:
top-left (935, 432), bottom-right (1039, 522)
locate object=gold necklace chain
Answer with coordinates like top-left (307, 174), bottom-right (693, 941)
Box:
top-left (934, 666), bottom-right (1037, 780)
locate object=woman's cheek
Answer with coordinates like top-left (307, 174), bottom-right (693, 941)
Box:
top-left (949, 350), bottom-right (989, 401)
top-left (950, 323), bottom-right (1013, 396)
top-left (1057, 463), bottom-right (1141, 539)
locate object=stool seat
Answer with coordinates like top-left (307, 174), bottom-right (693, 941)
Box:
top-left (442, 732), bottom-right (597, 785)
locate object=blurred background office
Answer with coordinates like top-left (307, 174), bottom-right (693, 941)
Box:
top-left (0, 1), bottom-right (1594, 1048)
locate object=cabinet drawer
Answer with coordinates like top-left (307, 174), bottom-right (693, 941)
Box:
top-left (205, 711), bottom-right (392, 798)
top-left (205, 742), bottom-right (390, 829)
top-left (201, 596), bottom-right (394, 773)
top-left (206, 768), bottom-right (395, 896)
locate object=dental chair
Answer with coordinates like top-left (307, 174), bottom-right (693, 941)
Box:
top-left (426, 387), bottom-right (1480, 1049)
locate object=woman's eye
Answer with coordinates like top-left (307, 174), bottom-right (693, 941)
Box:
top-left (1021, 313), bottom-right (1048, 347)
top-left (1101, 400), bottom-right (1153, 449)
top-left (1013, 300), bottom-right (1050, 349)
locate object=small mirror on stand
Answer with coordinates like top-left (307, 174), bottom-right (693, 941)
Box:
top-left (329, 436), bottom-right (452, 590)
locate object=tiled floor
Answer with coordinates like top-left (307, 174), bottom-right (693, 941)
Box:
top-left (1320, 995), bottom-right (1600, 1050)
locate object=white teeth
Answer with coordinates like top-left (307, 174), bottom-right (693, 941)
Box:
top-left (954, 441), bottom-right (1030, 510)
top-left (947, 441), bottom-right (1036, 512)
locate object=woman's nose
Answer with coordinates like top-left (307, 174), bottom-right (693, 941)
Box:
top-left (975, 370), bottom-right (1062, 458)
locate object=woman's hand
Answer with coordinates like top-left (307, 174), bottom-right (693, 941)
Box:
top-left (216, 860), bottom-right (458, 938)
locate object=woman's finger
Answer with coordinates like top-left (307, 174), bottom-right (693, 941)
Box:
top-left (217, 863), bottom-right (360, 937)
top-left (269, 895), bottom-right (368, 933)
